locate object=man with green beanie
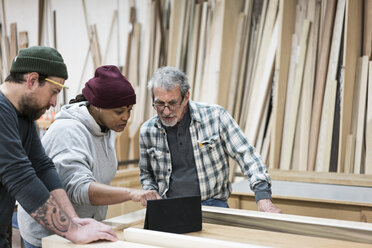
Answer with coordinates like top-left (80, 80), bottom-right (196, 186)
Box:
top-left (0, 46), bottom-right (117, 248)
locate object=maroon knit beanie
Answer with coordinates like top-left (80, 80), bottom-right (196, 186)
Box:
top-left (82, 65), bottom-right (136, 108)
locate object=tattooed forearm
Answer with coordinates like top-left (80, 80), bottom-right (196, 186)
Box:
top-left (31, 195), bottom-right (72, 234)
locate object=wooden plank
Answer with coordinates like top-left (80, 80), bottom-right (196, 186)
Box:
top-left (202, 206), bottom-right (372, 244)
top-left (244, 0), bottom-right (278, 145)
top-left (315, 80), bottom-right (338, 172)
top-left (127, 22), bottom-right (141, 86)
top-left (38, 0), bottom-right (44, 45)
top-left (238, 0), bottom-right (266, 127)
top-left (366, 62), bottom-right (372, 174)
top-left (364, 0), bottom-right (372, 58)
top-left (215, 0), bottom-right (245, 109)
top-left (1, 0), bottom-right (11, 75)
top-left (280, 19), bottom-right (310, 170)
top-left (115, 128), bottom-right (130, 162)
top-left (229, 192), bottom-right (372, 223)
top-left (308, 0), bottom-right (336, 171)
top-left (255, 93), bottom-right (270, 154)
top-left (91, 24), bottom-right (102, 68)
top-left (316, 0), bottom-right (346, 171)
top-left (123, 7), bottom-right (135, 76)
top-left (42, 235), bottom-right (160, 248)
top-left (186, 2), bottom-right (201, 91)
top-left (316, 0), bottom-right (345, 172)
top-left (267, 168), bottom-right (372, 187)
top-left (167, 0), bottom-right (185, 67)
top-left (53, 10), bottom-right (57, 49)
top-left (344, 134), bottom-right (356, 173)
top-left (178, 0), bottom-right (192, 70)
top-left (193, 1), bottom-right (209, 101)
top-left (200, 0), bottom-right (224, 104)
top-left (337, 0), bottom-right (363, 172)
top-left (261, 116), bottom-right (272, 165)
top-left (354, 56), bottom-right (369, 173)
top-left (270, 0), bottom-right (297, 169)
top-left (314, 0), bottom-right (346, 173)
top-left (129, 1), bottom-right (153, 139)
top-left (103, 209), bottom-right (145, 231)
top-left (298, 0), bottom-right (320, 171)
top-left (348, 57), bottom-right (363, 172)
top-left (226, 13), bottom-right (246, 114)
top-left (232, 0), bottom-right (253, 121)
top-left (123, 228), bottom-right (254, 248)
top-left (9, 23), bottom-right (17, 62)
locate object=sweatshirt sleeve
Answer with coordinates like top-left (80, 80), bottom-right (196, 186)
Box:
top-left (41, 120), bottom-right (96, 206)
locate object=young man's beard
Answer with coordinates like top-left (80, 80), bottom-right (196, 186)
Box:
top-left (18, 94), bottom-right (49, 120)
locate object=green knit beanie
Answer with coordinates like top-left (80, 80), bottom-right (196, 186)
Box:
top-left (10, 46), bottom-right (68, 79)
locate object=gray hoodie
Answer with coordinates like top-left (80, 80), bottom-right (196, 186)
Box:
top-left (17, 102), bottom-right (117, 246)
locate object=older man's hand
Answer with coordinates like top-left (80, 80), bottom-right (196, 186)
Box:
top-left (257, 199), bottom-right (282, 213)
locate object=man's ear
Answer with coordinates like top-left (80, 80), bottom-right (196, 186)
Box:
top-left (25, 72), bottom-right (39, 90)
top-left (184, 91), bottom-right (190, 103)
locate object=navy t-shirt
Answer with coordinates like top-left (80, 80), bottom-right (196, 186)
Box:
top-left (0, 92), bottom-right (63, 248)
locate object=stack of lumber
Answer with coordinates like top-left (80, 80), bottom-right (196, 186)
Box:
top-left (114, 0), bottom-right (372, 175)
top-left (0, 0), bottom-right (370, 176)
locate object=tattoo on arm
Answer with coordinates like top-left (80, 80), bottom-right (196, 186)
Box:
top-left (31, 196), bottom-right (71, 235)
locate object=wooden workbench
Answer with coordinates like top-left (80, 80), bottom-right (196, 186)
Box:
top-left (42, 206), bottom-right (372, 248)
top-left (229, 178), bottom-right (372, 222)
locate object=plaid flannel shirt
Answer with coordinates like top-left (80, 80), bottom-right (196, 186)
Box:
top-left (139, 100), bottom-right (271, 201)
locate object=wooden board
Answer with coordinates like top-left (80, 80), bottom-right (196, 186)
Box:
top-left (104, 209), bottom-right (145, 231)
top-left (315, 0), bottom-right (346, 172)
top-left (215, 0), bottom-right (245, 109)
top-left (193, 1), bottom-right (209, 101)
top-left (167, 0), bottom-right (185, 67)
top-left (280, 19), bottom-right (310, 170)
top-left (244, 0), bottom-right (278, 145)
top-left (364, 0), bottom-right (372, 58)
top-left (308, 0), bottom-right (336, 171)
top-left (229, 190), bottom-right (372, 223)
top-left (186, 2), bottom-right (201, 91)
top-left (337, 0), bottom-right (363, 172)
top-left (42, 235), bottom-right (160, 248)
top-left (202, 206), bottom-right (372, 244)
top-left (200, 0), bottom-right (224, 104)
top-left (344, 134), bottom-right (356, 173)
top-left (315, 80), bottom-right (338, 172)
top-left (226, 13), bottom-right (246, 114)
top-left (9, 23), bottom-right (17, 61)
top-left (270, 0), bottom-right (297, 169)
top-left (1, 0), bottom-right (11, 75)
top-left (354, 56), bottom-right (369, 173)
top-left (298, 0), bottom-right (320, 171)
top-left (267, 168), bottom-right (372, 187)
top-left (366, 62), bottom-right (372, 174)
top-left (123, 228), bottom-right (254, 248)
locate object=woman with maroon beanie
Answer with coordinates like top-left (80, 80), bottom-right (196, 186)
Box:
top-left (18, 65), bottom-right (160, 248)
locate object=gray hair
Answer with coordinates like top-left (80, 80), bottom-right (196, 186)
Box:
top-left (148, 66), bottom-right (190, 100)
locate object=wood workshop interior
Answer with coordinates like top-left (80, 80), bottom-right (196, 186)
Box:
top-left (2, 0), bottom-right (372, 247)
